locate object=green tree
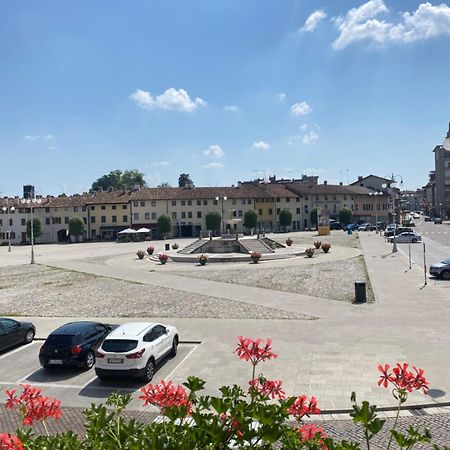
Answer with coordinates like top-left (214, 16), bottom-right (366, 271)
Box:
top-left (26, 218), bottom-right (42, 241)
top-left (243, 209), bottom-right (258, 231)
top-left (91, 169), bottom-right (146, 192)
top-left (68, 217), bottom-right (85, 237)
top-left (178, 173), bottom-right (193, 188)
top-left (310, 208), bottom-right (318, 228)
top-left (339, 208), bottom-right (353, 226)
top-left (157, 214), bottom-right (171, 238)
top-left (205, 211), bottom-right (221, 233)
top-left (157, 182), bottom-right (172, 188)
top-left (279, 208), bottom-right (292, 232)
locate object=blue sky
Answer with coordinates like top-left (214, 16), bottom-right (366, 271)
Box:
top-left (1, 0), bottom-right (450, 196)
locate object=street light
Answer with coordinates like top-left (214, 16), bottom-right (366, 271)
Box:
top-left (383, 174), bottom-right (403, 253)
top-left (215, 196), bottom-right (227, 234)
top-left (20, 197), bottom-right (42, 264)
top-left (1, 204), bottom-right (15, 252)
top-left (443, 122), bottom-right (450, 150)
top-left (369, 191), bottom-right (382, 234)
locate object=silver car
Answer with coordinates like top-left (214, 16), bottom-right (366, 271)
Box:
top-left (387, 232), bottom-right (422, 243)
top-left (429, 258), bottom-right (450, 280)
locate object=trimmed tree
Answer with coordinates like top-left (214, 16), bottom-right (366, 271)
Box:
top-left (279, 208), bottom-right (292, 232)
top-left (205, 211), bottom-right (221, 233)
top-left (26, 218), bottom-right (42, 241)
top-left (68, 217), bottom-right (85, 239)
top-left (310, 208), bottom-right (318, 228)
top-left (157, 214), bottom-right (171, 238)
top-left (339, 208), bottom-right (353, 226)
top-left (243, 209), bottom-right (258, 232)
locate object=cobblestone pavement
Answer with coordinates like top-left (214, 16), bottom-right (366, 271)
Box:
top-left (1, 404), bottom-right (449, 448)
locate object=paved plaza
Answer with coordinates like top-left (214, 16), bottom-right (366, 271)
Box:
top-left (1, 225), bottom-right (450, 445)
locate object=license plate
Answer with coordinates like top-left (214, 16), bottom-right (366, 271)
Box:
top-left (107, 358), bottom-right (124, 364)
top-left (48, 359), bottom-right (63, 365)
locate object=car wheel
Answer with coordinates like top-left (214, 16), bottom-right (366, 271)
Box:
top-left (24, 329), bottom-right (35, 344)
top-left (442, 271), bottom-right (450, 281)
top-left (412, 238), bottom-right (417, 243)
top-left (143, 358), bottom-right (155, 382)
top-left (170, 337), bottom-right (178, 357)
top-left (83, 351), bottom-right (95, 371)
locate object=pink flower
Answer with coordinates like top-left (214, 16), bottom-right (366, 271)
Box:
top-left (140, 380), bottom-right (191, 414)
top-left (298, 424), bottom-right (328, 449)
top-left (377, 363), bottom-right (429, 395)
top-left (288, 395), bottom-right (321, 419)
top-left (0, 434), bottom-right (23, 450)
top-left (235, 337), bottom-right (277, 366)
top-left (249, 378), bottom-right (285, 400)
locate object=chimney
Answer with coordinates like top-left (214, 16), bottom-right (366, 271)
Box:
top-left (324, 180), bottom-right (327, 185)
top-left (339, 181), bottom-right (343, 186)
top-left (358, 176), bottom-right (363, 181)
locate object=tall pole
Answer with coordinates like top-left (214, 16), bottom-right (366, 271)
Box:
top-left (30, 204), bottom-right (35, 264)
top-left (408, 232), bottom-right (411, 270)
top-left (392, 190), bottom-right (398, 253)
top-left (7, 207), bottom-right (11, 252)
top-left (423, 242), bottom-right (427, 286)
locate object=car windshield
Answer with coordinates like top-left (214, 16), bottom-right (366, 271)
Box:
top-left (102, 339), bottom-right (138, 352)
top-left (45, 335), bottom-right (76, 346)
top-left (442, 259), bottom-right (450, 265)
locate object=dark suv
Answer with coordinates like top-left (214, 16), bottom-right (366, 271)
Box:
top-left (384, 227), bottom-right (413, 238)
top-left (39, 321), bottom-right (115, 370)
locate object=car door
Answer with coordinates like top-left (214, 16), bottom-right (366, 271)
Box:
top-left (145, 325), bottom-right (167, 360)
top-left (0, 319), bottom-right (21, 347)
top-left (0, 323), bottom-right (9, 351)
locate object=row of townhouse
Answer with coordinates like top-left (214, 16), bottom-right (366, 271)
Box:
top-left (0, 181), bottom-right (392, 245)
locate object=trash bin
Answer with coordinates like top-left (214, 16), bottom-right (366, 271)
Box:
top-left (347, 228), bottom-right (352, 235)
top-left (354, 281), bottom-right (366, 303)
top-left (165, 243), bottom-right (170, 251)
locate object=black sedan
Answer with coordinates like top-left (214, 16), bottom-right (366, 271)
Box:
top-left (0, 318), bottom-right (35, 352)
top-left (39, 321), bottom-right (116, 371)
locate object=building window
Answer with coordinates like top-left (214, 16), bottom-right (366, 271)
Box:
top-left (258, 209), bottom-right (263, 215)
top-left (276, 198), bottom-right (280, 202)
top-left (140, 201), bottom-right (145, 207)
top-left (45, 207), bottom-right (50, 213)
top-left (91, 230), bottom-right (96, 237)
top-left (152, 212), bottom-right (156, 220)
top-left (112, 216), bottom-right (117, 223)
top-left (213, 199), bottom-right (218, 205)
top-left (45, 218), bottom-right (50, 225)
top-left (65, 217), bottom-right (69, 224)
top-left (73, 207), bottom-right (78, 212)
top-left (324, 196), bottom-right (328, 201)
top-left (248, 199), bottom-right (252, 205)
top-left (90, 217), bottom-right (96, 223)
top-left (305, 195), bottom-right (309, 200)
top-left (172, 212), bottom-right (177, 219)
top-left (133, 213), bottom-right (139, 221)
top-left (101, 216), bottom-right (106, 223)
top-left (122, 205), bottom-right (127, 209)
top-left (241, 199), bottom-right (246, 205)
top-left (333, 205), bottom-right (337, 212)
top-left (196, 200), bottom-right (201, 205)
top-left (197, 211), bottom-right (202, 218)
top-left (90, 206), bottom-right (95, 210)
top-left (172, 200), bottom-right (176, 206)
top-left (296, 197), bottom-right (300, 202)
top-left (112, 205), bottom-right (116, 210)
top-left (296, 208), bottom-right (300, 214)
top-left (181, 200), bottom-right (185, 206)
top-left (21, 218), bottom-right (26, 226)
top-left (83, 218), bottom-right (87, 224)
top-left (145, 212), bottom-right (150, 220)
top-left (188, 211), bottom-right (192, 218)
top-left (64, 207), bottom-right (68, 212)
top-left (122, 215), bottom-right (128, 222)
top-left (101, 205), bottom-right (106, 210)
top-left (203, 199), bottom-right (208, 205)
top-left (187, 200), bottom-right (192, 206)
top-left (238, 210), bottom-right (243, 217)
top-left (133, 201), bottom-right (139, 207)
top-left (316, 196), bottom-right (319, 200)
top-left (286, 198), bottom-right (290, 203)
top-left (152, 201), bottom-right (156, 207)
top-left (276, 208), bottom-right (280, 215)
top-left (232, 199), bottom-right (236, 205)
top-left (181, 212), bottom-right (186, 219)
top-left (53, 217), bottom-right (62, 224)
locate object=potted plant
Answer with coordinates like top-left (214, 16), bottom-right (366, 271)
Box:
top-left (305, 247), bottom-right (315, 258)
top-left (172, 243), bottom-right (179, 250)
top-left (250, 252), bottom-right (262, 263)
top-left (321, 242), bottom-right (331, 253)
top-left (313, 240), bottom-right (322, 249)
top-left (198, 254), bottom-right (208, 266)
top-left (158, 253), bottom-right (169, 264)
top-left (147, 246), bottom-right (154, 255)
top-left (285, 238), bottom-right (293, 247)
top-left (136, 250), bottom-right (145, 260)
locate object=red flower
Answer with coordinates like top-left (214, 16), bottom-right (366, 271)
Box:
top-left (249, 378), bottom-right (285, 400)
top-left (288, 395), bottom-right (321, 419)
top-left (219, 413), bottom-right (244, 438)
top-left (298, 424), bottom-right (328, 449)
top-left (4, 384), bottom-right (62, 426)
top-left (0, 434), bottom-right (23, 450)
top-left (235, 337), bottom-right (277, 366)
top-left (139, 380), bottom-right (191, 413)
top-left (377, 363), bottom-right (429, 395)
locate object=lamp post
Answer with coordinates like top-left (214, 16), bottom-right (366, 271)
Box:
top-left (1, 204), bottom-right (15, 252)
top-left (215, 196), bottom-right (227, 234)
top-left (369, 191), bottom-right (382, 234)
top-left (20, 197), bottom-right (42, 264)
top-left (383, 174), bottom-right (403, 253)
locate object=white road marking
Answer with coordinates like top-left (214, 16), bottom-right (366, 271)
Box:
top-left (163, 344), bottom-right (198, 381)
top-left (0, 341), bottom-right (39, 360)
top-left (0, 381), bottom-right (86, 390)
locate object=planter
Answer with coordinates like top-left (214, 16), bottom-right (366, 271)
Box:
top-left (305, 248), bottom-right (315, 258)
top-left (198, 255), bottom-right (208, 266)
top-left (172, 243), bottom-right (179, 250)
top-left (321, 243), bottom-right (331, 253)
top-left (250, 252), bottom-right (261, 264)
top-left (147, 246), bottom-right (154, 255)
top-left (136, 250), bottom-right (145, 260)
top-left (285, 238), bottom-right (293, 247)
top-left (313, 241), bottom-right (322, 249)
top-left (158, 254), bottom-right (169, 264)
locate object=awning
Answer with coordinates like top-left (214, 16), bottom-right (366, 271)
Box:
top-left (136, 227), bottom-right (151, 233)
top-left (118, 228), bottom-right (137, 234)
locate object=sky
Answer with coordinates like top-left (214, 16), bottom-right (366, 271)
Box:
top-left (1, 0), bottom-right (450, 196)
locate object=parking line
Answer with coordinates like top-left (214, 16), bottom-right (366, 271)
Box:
top-left (0, 381), bottom-right (85, 390)
top-left (0, 341), bottom-right (39, 361)
top-left (163, 344), bottom-right (199, 381)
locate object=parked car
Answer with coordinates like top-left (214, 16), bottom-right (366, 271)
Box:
top-left (434, 217), bottom-right (443, 224)
top-left (39, 321), bottom-right (116, 370)
top-left (358, 223), bottom-right (371, 231)
top-left (387, 232), bottom-right (422, 243)
top-left (0, 318), bottom-right (35, 352)
top-left (413, 213), bottom-right (420, 219)
top-left (429, 258), bottom-right (450, 280)
top-left (384, 227), bottom-right (413, 238)
top-left (95, 322), bottom-right (179, 382)
top-left (345, 223), bottom-right (359, 231)
top-left (424, 216), bottom-right (432, 222)
top-left (330, 221), bottom-right (342, 230)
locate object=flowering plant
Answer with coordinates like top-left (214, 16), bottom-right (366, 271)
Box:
top-left (250, 251), bottom-right (262, 263)
top-left (286, 237), bottom-right (293, 246)
top-left (321, 242), bottom-right (331, 253)
top-left (158, 253), bottom-right (169, 264)
top-left (314, 240), bottom-right (322, 249)
top-left (197, 254), bottom-right (208, 265)
top-left (136, 250), bottom-right (145, 259)
top-left (146, 246), bottom-right (154, 255)
top-left (172, 243), bottom-right (179, 250)
top-left (305, 247), bottom-right (315, 257)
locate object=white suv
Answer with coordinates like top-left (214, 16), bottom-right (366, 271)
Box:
top-left (95, 322), bottom-right (178, 382)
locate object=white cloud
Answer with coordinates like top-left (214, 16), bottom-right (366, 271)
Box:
top-left (333, 1), bottom-right (450, 50)
top-left (24, 134), bottom-right (56, 141)
top-left (302, 130), bottom-right (319, 144)
top-left (203, 144), bottom-right (224, 158)
top-left (252, 141), bottom-right (270, 152)
top-left (129, 88), bottom-right (207, 112)
top-left (290, 101), bottom-right (312, 116)
top-left (286, 124), bottom-right (320, 145)
top-left (24, 135), bottom-right (39, 141)
top-left (203, 162), bottom-right (224, 169)
top-left (302, 10), bottom-right (327, 32)
top-left (224, 105), bottom-right (239, 112)
top-left (151, 161), bottom-right (171, 166)
top-left (44, 134), bottom-right (55, 140)
top-left (277, 93), bottom-right (286, 101)
top-left (48, 146), bottom-right (58, 151)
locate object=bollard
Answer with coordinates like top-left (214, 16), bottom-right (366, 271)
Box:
top-left (165, 243), bottom-right (170, 251)
top-left (354, 281), bottom-right (367, 303)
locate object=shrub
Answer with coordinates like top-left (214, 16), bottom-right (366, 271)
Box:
top-left (197, 254), bottom-right (208, 266)
top-left (279, 208), bottom-right (293, 232)
top-left (158, 253), bottom-right (169, 264)
top-left (157, 215), bottom-right (171, 238)
top-left (68, 217), bottom-right (84, 237)
top-left (250, 251), bottom-right (262, 263)
top-left (305, 247), bottom-right (315, 258)
top-left (321, 243), bottom-right (331, 253)
top-left (285, 238), bottom-right (293, 246)
top-left (147, 246), bottom-right (154, 255)
top-left (172, 243), bottom-right (179, 250)
top-left (205, 211), bottom-right (221, 233)
top-left (243, 209), bottom-right (258, 231)
top-left (313, 240), bottom-right (322, 249)
top-left (136, 250), bottom-right (145, 259)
